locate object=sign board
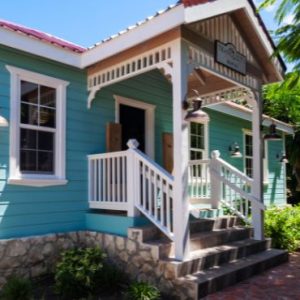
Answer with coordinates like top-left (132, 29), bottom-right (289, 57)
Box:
top-left (215, 41), bottom-right (247, 75)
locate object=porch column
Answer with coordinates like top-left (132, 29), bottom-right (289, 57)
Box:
top-left (251, 91), bottom-right (264, 240)
top-left (172, 40), bottom-right (190, 260)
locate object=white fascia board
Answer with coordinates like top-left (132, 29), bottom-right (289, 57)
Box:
top-left (184, 0), bottom-right (284, 79)
top-left (81, 5), bottom-right (185, 68)
top-left (210, 103), bottom-right (294, 135)
top-left (0, 27), bottom-right (82, 68)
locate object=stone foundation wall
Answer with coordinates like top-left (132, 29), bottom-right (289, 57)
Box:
top-left (0, 230), bottom-right (194, 299)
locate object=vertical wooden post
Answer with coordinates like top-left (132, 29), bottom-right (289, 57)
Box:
top-left (251, 92), bottom-right (264, 240)
top-left (127, 139), bottom-right (140, 217)
top-left (172, 40), bottom-right (190, 260)
top-left (210, 150), bottom-right (222, 209)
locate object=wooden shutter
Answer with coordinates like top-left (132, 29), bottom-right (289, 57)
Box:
top-left (106, 122), bottom-right (122, 152)
top-left (162, 132), bottom-right (173, 174)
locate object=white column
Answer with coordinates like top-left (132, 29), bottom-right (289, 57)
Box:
top-left (172, 40), bottom-right (190, 260)
top-left (251, 91), bottom-right (264, 240)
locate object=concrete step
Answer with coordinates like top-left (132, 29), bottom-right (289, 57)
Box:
top-left (189, 227), bottom-right (252, 251)
top-left (190, 208), bottom-right (224, 219)
top-left (145, 227), bottom-right (252, 259)
top-left (160, 238), bottom-right (271, 278)
top-left (180, 248), bottom-right (288, 299)
top-left (189, 217), bottom-right (242, 234)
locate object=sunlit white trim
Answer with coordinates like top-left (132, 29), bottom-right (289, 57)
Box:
top-left (0, 27), bottom-right (81, 67)
top-left (6, 65), bottom-right (69, 187)
top-left (114, 95), bottom-right (155, 159)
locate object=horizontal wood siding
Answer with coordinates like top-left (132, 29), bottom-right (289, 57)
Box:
top-left (0, 45), bottom-right (90, 238)
top-left (91, 69), bottom-right (173, 166)
top-left (207, 109), bottom-right (286, 207)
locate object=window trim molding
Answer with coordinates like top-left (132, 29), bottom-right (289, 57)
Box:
top-left (6, 65), bottom-right (69, 187)
top-left (114, 95), bottom-right (156, 159)
top-left (243, 129), bottom-right (269, 185)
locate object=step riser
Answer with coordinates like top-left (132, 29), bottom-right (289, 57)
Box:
top-left (190, 228), bottom-right (252, 251)
top-left (196, 251), bottom-right (289, 299)
top-left (176, 240), bottom-right (271, 278)
top-left (189, 217), bottom-right (242, 234)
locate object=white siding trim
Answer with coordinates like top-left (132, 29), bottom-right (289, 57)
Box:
top-left (6, 65), bottom-right (69, 187)
top-left (114, 95), bottom-right (155, 159)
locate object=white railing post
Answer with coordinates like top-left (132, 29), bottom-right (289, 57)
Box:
top-left (210, 150), bottom-right (222, 209)
top-left (251, 93), bottom-right (264, 240)
top-left (127, 139), bottom-right (140, 217)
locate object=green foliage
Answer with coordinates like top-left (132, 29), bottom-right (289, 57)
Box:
top-left (259, 0), bottom-right (300, 88)
top-left (96, 262), bottom-right (128, 295)
top-left (125, 282), bottom-right (161, 300)
top-left (1, 276), bottom-right (33, 300)
top-left (54, 247), bottom-right (106, 299)
top-left (264, 205), bottom-right (300, 251)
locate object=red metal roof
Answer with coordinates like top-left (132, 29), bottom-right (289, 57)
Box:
top-left (181, 0), bottom-right (217, 7)
top-left (0, 19), bottom-right (86, 53)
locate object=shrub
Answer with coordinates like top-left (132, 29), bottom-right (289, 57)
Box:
top-left (1, 276), bottom-right (33, 300)
top-left (54, 247), bottom-right (106, 299)
top-left (264, 205), bottom-right (300, 252)
top-left (125, 282), bottom-right (161, 300)
top-left (97, 262), bottom-right (128, 295)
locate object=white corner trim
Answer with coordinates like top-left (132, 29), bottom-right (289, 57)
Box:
top-left (8, 178), bottom-right (68, 187)
top-left (114, 95), bottom-right (155, 159)
top-left (6, 65), bottom-right (68, 186)
top-left (81, 5), bottom-right (184, 68)
top-left (0, 28), bottom-right (82, 68)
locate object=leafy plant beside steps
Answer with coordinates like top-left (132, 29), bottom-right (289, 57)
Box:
top-left (0, 276), bottom-right (33, 300)
top-left (264, 205), bottom-right (300, 252)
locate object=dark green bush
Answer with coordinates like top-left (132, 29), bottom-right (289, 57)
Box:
top-left (125, 282), bottom-right (160, 300)
top-left (97, 262), bottom-right (128, 295)
top-left (264, 205), bottom-right (300, 252)
top-left (54, 247), bottom-right (106, 299)
top-left (1, 276), bottom-right (33, 300)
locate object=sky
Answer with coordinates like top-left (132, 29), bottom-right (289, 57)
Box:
top-left (0, 0), bottom-right (293, 69)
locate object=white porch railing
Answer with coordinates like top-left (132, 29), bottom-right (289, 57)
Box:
top-left (188, 159), bottom-right (211, 201)
top-left (210, 150), bottom-right (265, 224)
top-left (88, 140), bottom-right (175, 240)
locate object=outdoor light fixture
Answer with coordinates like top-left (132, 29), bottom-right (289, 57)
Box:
top-left (184, 90), bottom-right (210, 123)
top-left (277, 152), bottom-right (289, 164)
top-left (264, 123), bottom-right (281, 141)
top-left (229, 142), bottom-right (242, 158)
top-left (0, 108), bottom-right (8, 127)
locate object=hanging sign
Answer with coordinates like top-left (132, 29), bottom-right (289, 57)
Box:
top-left (215, 41), bottom-right (247, 75)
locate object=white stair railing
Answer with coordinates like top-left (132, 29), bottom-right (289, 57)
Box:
top-left (210, 150), bottom-right (265, 224)
top-left (188, 159), bottom-right (211, 201)
top-left (88, 140), bottom-right (175, 240)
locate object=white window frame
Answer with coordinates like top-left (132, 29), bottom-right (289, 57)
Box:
top-left (114, 95), bottom-right (155, 159)
top-left (6, 65), bottom-right (69, 187)
top-left (189, 121), bottom-right (209, 161)
top-left (243, 129), bottom-right (269, 184)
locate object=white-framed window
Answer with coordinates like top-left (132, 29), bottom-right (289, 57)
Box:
top-left (189, 122), bottom-right (209, 177)
top-left (6, 66), bottom-right (69, 187)
top-left (243, 130), bottom-right (269, 184)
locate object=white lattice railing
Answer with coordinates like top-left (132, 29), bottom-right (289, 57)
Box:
top-left (88, 139), bottom-right (175, 240)
top-left (188, 159), bottom-right (211, 201)
top-left (210, 150), bottom-right (265, 223)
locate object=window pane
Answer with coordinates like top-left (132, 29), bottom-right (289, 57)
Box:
top-left (191, 150), bottom-right (202, 160)
top-left (21, 81), bottom-right (38, 104)
top-left (21, 103), bottom-right (38, 125)
top-left (38, 151), bottom-right (54, 173)
top-left (191, 135), bottom-right (197, 148)
top-left (20, 150), bottom-right (37, 172)
top-left (39, 107), bottom-right (55, 128)
top-left (38, 131), bottom-right (54, 151)
top-left (20, 129), bottom-right (37, 150)
top-left (40, 86), bottom-right (56, 108)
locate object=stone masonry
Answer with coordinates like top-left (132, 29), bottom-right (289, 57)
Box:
top-left (0, 229), bottom-right (193, 299)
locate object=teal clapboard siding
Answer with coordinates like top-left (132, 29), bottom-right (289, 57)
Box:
top-left (91, 69), bottom-right (173, 166)
top-left (0, 45), bottom-right (90, 238)
top-left (206, 109), bottom-right (286, 207)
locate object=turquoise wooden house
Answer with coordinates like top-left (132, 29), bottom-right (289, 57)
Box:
top-left (0, 0), bottom-right (293, 298)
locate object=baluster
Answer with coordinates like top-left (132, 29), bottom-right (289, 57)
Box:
top-left (112, 157), bottom-right (116, 202)
top-left (122, 156), bottom-right (125, 202)
top-left (108, 158), bottom-right (111, 202)
top-left (93, 160), bottom-right (97, 202)
top-left (159, 177), bottom-right (164, 224)
top-left (166, 183), bottom-right (171, 232)
top-left (143, 163), bottom-right (147, 210)
top-left (117, 157), bottom-right (120, 203)
top-left (148, 168), bottom-right (153, 215)
top-left (98, 159), bottom-right (101, 202)
top-left (154, 173), bottom-right (158, 220)
top-left (103, 158), bottom-right (107, 202)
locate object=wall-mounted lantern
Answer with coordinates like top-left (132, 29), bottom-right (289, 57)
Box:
top-left (229, 142), bottom-right (242, 158)
top-left (276, 152), bottom-right (289, 164)
top-left (264, 123), bottom-right (281, 141)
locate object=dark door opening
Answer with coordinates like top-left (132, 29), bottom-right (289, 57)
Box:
top-left (119, 104), bottom-right (146, 152)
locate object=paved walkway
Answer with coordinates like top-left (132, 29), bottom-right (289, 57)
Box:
top-left (205, 251), bottom-right (300, 300)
